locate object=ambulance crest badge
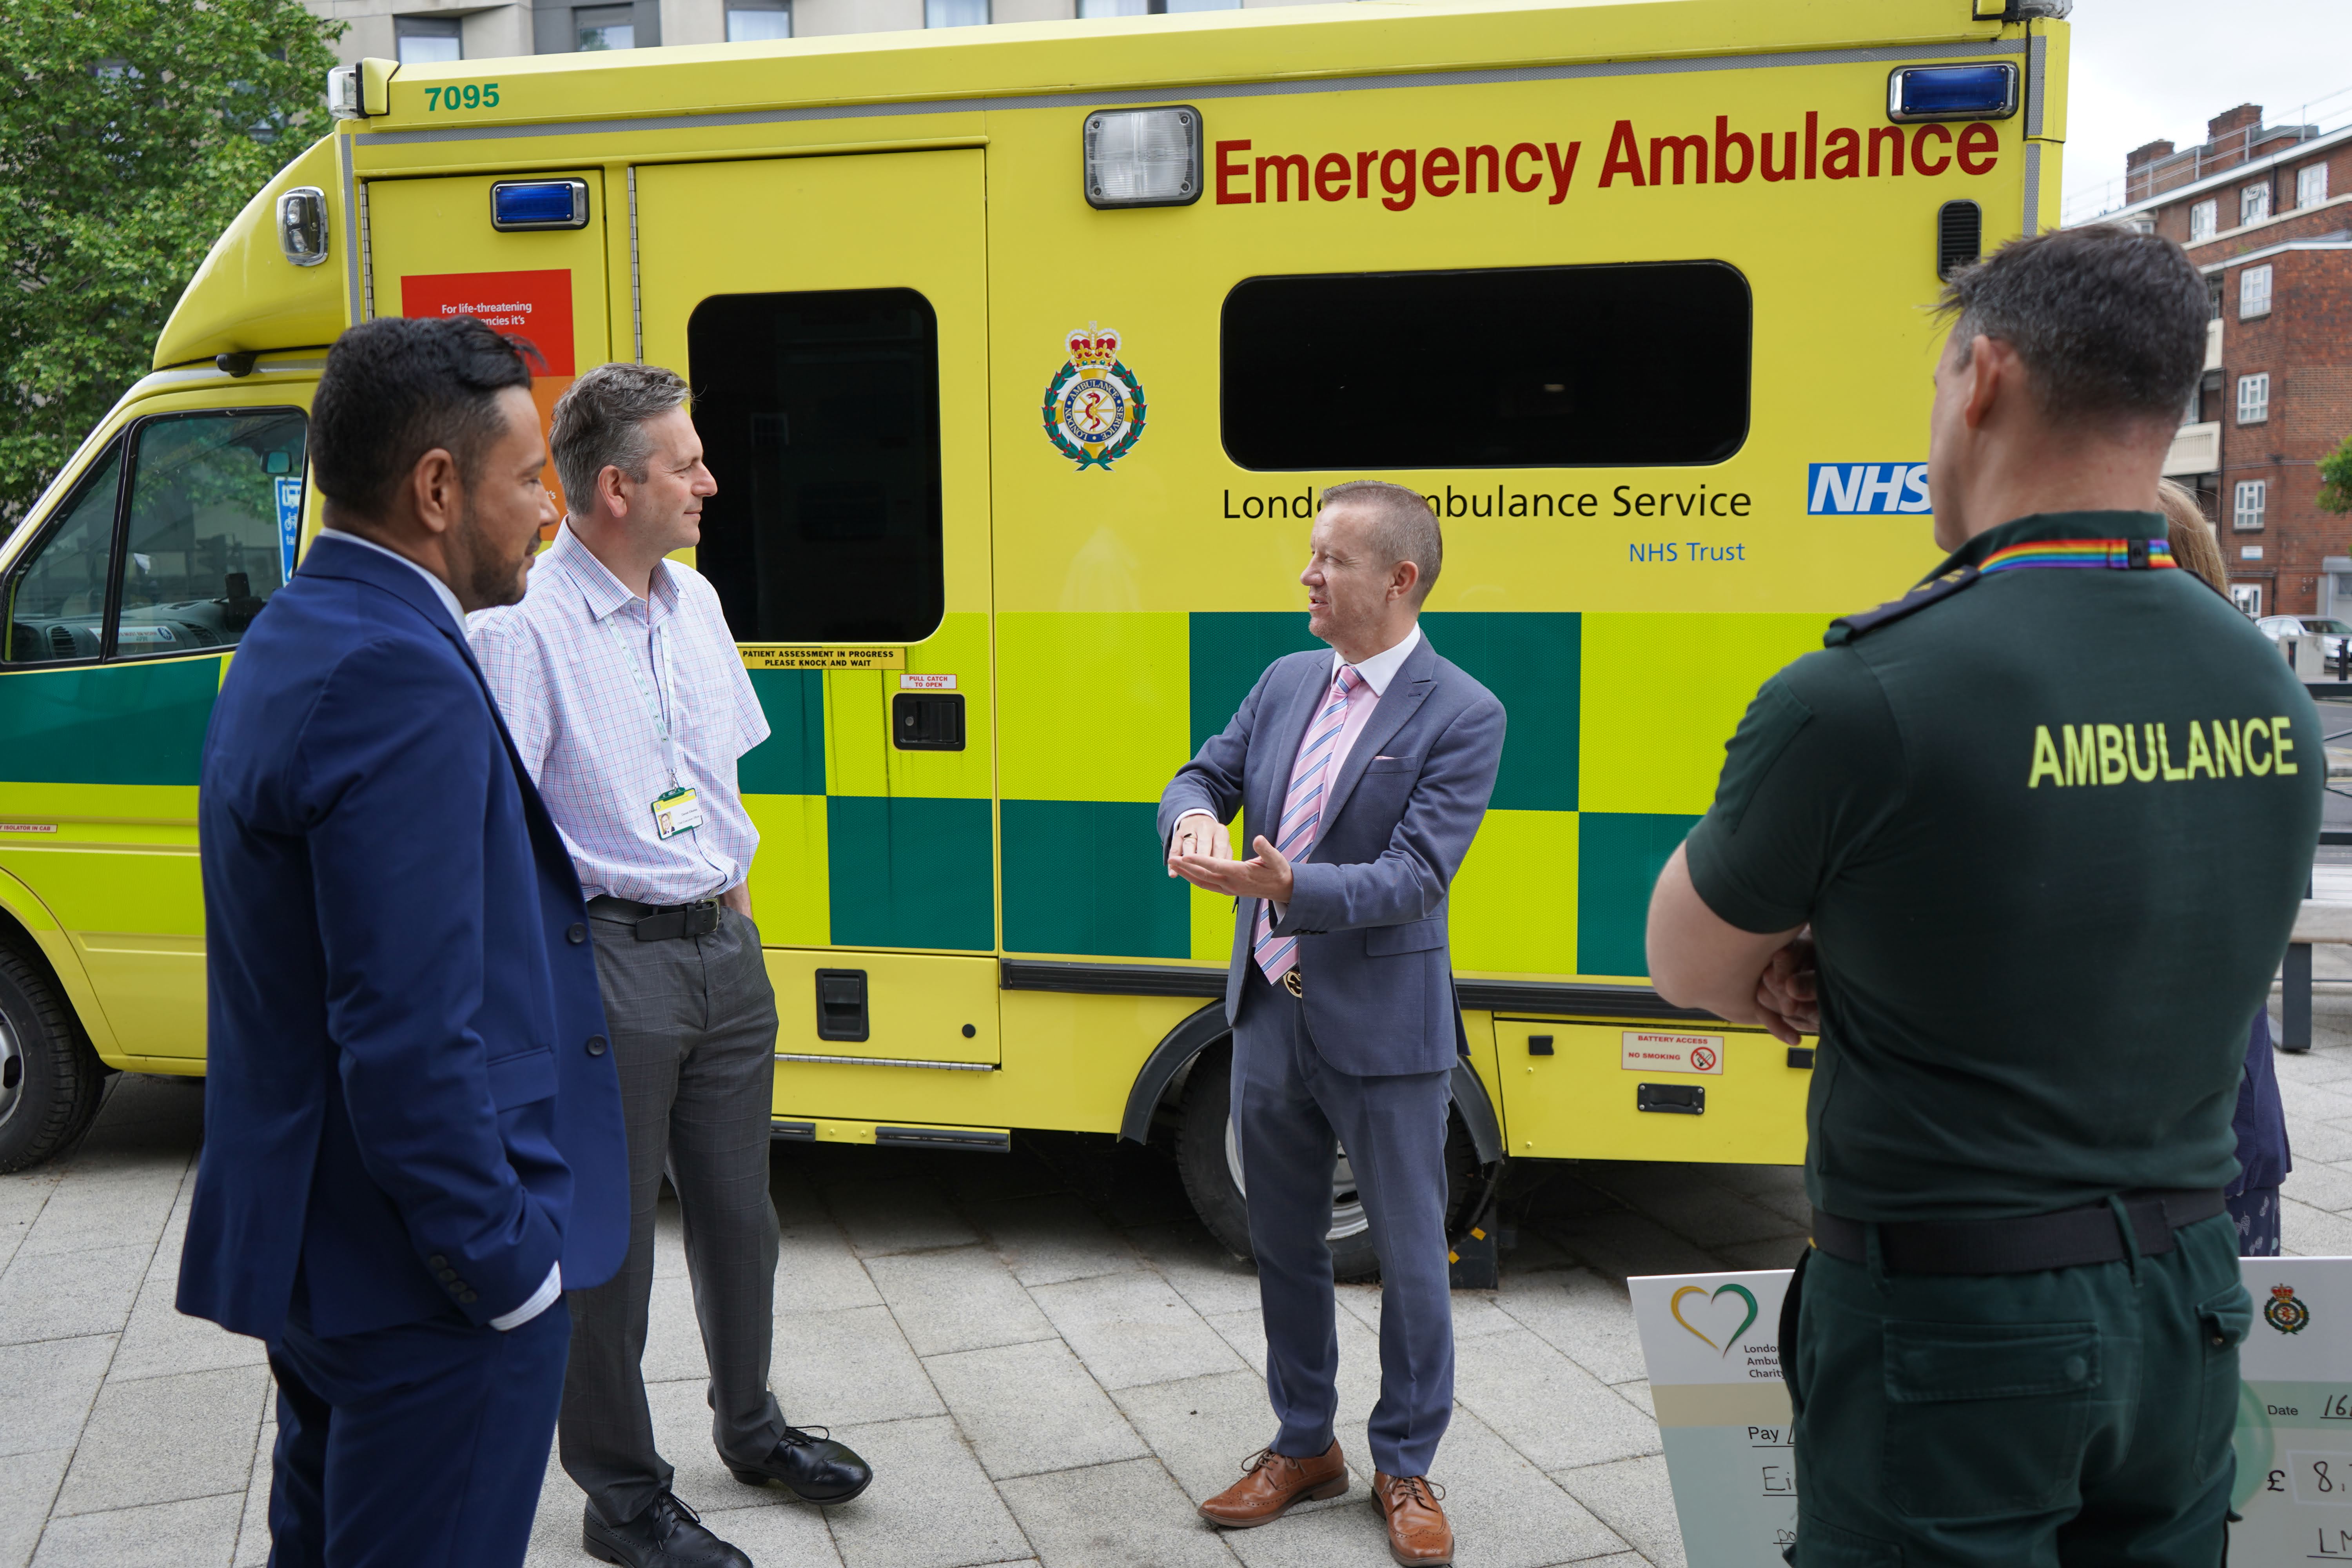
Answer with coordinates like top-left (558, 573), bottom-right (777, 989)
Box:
top-left (2266, 1284), bottom-right (2310, 1335)
top-left (1043, 324), bottom-right (1146, 471)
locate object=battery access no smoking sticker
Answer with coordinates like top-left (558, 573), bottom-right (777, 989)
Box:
top-left (1623, 1031), bottom-right (1724, 1076)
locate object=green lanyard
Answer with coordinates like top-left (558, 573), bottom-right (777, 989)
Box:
top-left (599, 608), bottom-right (682, 787)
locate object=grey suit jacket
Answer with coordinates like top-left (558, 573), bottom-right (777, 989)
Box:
top-left (1157, 633), bottom-right (1505, 1077)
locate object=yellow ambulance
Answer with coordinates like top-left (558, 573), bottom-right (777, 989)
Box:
top-left (0, 0), bottom-right (2065, 1273)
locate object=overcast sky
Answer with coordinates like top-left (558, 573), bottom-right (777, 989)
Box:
top-left (2063, 0), bottom-right (2351, 217)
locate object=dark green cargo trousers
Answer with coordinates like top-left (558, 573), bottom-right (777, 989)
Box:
top-left (1786, 1212), bottom-right (2250, 1568)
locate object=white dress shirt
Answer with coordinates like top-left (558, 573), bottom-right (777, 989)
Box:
top-left (1174, 623), bottom-right (1426, 843)
top-left (314, 529), bottom-right (561, 1329)
top-left (469, 523), bottom-right (771, 905)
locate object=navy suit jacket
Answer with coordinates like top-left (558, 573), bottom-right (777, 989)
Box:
top-left (1158, 633), bottom-right (1504, 1077)
top-left (178, 536), bottom-right (628, 1341)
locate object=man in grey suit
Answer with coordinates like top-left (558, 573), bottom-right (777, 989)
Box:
top-left (1162, 481), bottom-right (1504, 1568)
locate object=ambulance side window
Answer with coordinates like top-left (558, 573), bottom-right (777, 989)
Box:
top-left (3, 445), bottom-right (123, 664)
top-left (688, 289), bottom-right (946, 644)
top-left (1221, 262), bottom-right (1751, 470)
top-left (114, 410), bottom-right (309, 659)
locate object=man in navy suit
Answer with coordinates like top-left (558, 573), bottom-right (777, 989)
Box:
top-left (1161, 481), bottom-right (1504, 1568)
top-left (178, 316), bottom-right (629, 1568)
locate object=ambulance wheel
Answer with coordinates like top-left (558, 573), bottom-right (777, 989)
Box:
top-left (1174, 1039), bottom-right (1480, 1283)
top-left (0, 944), bottom-right (106, 1173)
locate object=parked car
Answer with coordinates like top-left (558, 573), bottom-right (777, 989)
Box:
top-left (2258, 615), bottom-right (2352, 659)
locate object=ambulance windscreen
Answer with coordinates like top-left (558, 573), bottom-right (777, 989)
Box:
top-left (1220, 261), bottom-right (1749, 470)
top-left (689, 289), bottom-right (945, 645)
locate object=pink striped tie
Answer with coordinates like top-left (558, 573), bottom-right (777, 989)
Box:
top-left (1254, 666), bottom-right (1361, 985)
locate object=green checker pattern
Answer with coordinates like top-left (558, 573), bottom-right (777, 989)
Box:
top-left (826, 795), bottom-right (994, 952)
top-left (0, 658), bottom-right (218, 786)
top-left (731, 613), bottom-right (1702, 971)
top-left (1001, 799), bottom-right (1189, 959)
top-left (738, 669), bottom-right (827, 796)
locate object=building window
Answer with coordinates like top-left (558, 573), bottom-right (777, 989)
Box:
top-left (2240, 263), bottom-right (2273, 319)
top-left (2234, 479), bottom-right (2267, 532)
top-left (2231, 583), bottom-right (2263, 617)
top-left (2237, 372), bottom-right (2270, 425)
top-left (1222, 262), bottom-right (1750, 470)
top-left (925, 0), bottom-right (987, 25)
top-left (726, 0), bottom-right (790, 38)
top-left (1083, 0), bottom-right (1240, 10)
top-left (2189, 199), bottom-right (2217, 241)
top-left (2299, 162), bottom-right (2330, 208)
top-left (394, 14), bottom-right (463, 64)
top-left (2241, 181), bottom-right (2271, 227)
top-left (575, 4), bottom-right (635, 49)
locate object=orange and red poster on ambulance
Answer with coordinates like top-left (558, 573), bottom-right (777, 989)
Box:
top-left (399, 270), bottom-right (578, 534)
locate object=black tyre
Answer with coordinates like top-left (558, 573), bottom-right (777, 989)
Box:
top-left (1174, 1039), bottom-right (1482, 1283)
top-left (0, 943), bottom-right (107, 1173)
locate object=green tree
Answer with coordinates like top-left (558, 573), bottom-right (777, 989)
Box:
top-left (0, 0), bottom-right (341, 521)
top-left (2323, 431), bottom-right (2352, 515)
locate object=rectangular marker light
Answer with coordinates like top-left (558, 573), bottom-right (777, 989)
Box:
top-left (1886, 64), bottom-right (2020, 123)
top-left (1083, 107), bottom-right (1203, 210)
top-left (490, 179), bottom-right (591, 231)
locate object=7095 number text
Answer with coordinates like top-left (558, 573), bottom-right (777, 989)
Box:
top-left (423, 83), bottom-right (500, 111)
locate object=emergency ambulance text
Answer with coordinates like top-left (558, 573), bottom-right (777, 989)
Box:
top-left (1214, 114), bottom-right (2000, 211)
top-left (2027, 718), bottom-right (2299, 788)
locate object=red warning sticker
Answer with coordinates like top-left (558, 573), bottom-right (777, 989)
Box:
top-left (398, 270), bottom-right (575, 376)
top-left (1621, 1031), bottom-right (1724, 1076)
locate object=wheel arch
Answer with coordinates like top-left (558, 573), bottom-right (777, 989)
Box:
top-left (0, 869), bottom-right (114, 1062)
top-left (1118, 996), bottom-right (1507, 1167)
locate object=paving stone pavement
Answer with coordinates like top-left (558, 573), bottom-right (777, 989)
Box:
top-left (7, 991), bottom-right (2347, 1568)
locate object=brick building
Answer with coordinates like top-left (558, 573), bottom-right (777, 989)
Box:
top-left (301, 0), bottom-right (1324, 71)
top-left (2096, 103), bottom-right (2352, 619)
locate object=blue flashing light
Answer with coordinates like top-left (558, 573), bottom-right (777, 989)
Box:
top-left (1888, 64), bottom-right (2019, 124)
top-left (490, 180), bottom-right (586, 230)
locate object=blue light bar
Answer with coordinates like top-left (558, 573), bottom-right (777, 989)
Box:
top-left (490, 180), bottom-right (590, 231)
top-left (1887, 64), bottom-right (2020, 124)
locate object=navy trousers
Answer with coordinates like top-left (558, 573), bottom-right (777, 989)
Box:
top-left (1231, 969), bottom-right (1454, 1478)
top-left (265, 1297), bottom-right (570, 1568)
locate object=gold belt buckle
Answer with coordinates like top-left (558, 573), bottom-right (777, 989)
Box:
top-left (1281, 968), bottom-right (1303, 998)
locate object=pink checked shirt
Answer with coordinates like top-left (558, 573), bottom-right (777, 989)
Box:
top-left (469, 523), bottom-right (769, 906)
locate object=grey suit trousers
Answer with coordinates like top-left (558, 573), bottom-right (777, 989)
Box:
top-left (559, 906), bottom-right (786, 1527)
top-left (1232, 968), bottom-right (1454, 1479)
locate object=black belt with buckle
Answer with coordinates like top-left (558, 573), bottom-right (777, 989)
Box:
top-left (587, 894), bottom-right (721, 942)
top-left (1280, 968), bottom-right (1303, 998)
top-left (1810, 1187), bottom-right (2227, 1276)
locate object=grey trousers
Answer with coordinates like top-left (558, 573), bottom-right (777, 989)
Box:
top-left (1231, 969), bottom-right (1454, 1479)
top-left (559, 906), bottom-right (786, 1527)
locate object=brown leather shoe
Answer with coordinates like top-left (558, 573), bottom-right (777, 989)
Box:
top-left (1373, 1472), bottom-right (1454, 1566)
top-left (1196, 1441), bottom-right (1348, 1527)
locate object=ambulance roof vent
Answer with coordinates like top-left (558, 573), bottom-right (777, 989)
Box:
top-left (1084, 106), bottom-right (1203, 210)
top-left (491, 180), bottom-right (591, 232)
top-left (1887, 63), bottom-right (2019, 123)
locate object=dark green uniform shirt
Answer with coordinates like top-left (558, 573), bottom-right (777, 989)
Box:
top-left (1685, 512), bottom-right (2321, 1222)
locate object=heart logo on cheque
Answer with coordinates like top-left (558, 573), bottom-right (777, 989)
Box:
top-left (1670, 1283), bottom-right (1760, 1357)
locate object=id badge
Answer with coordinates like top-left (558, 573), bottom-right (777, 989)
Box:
top-left (652, 785), bottom-right (703, 840)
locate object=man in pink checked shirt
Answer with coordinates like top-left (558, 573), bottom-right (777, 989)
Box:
top-left (1160, 481), bottom-right (1505, 1568)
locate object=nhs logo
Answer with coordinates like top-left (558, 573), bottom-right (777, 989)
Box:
top-left (1808, 462), bottom-right (1931, 515)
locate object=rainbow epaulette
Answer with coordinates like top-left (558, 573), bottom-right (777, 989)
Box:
top-left (1978, 538), bottom-right (2176, 574)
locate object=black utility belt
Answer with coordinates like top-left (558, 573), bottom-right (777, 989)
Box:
top-left (587, 894), bottom-right (721, 942)
top-left (1810, 1187), bottom-right (2227, 1276)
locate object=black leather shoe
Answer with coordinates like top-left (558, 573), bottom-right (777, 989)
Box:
top-left (583, 1492), bottom-right (752, 1567)
top-left (728, 1425), bottom-right (875, 1504)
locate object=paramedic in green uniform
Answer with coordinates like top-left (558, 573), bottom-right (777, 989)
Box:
top-left (1646, 224), bottom-right (2321, 1567)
